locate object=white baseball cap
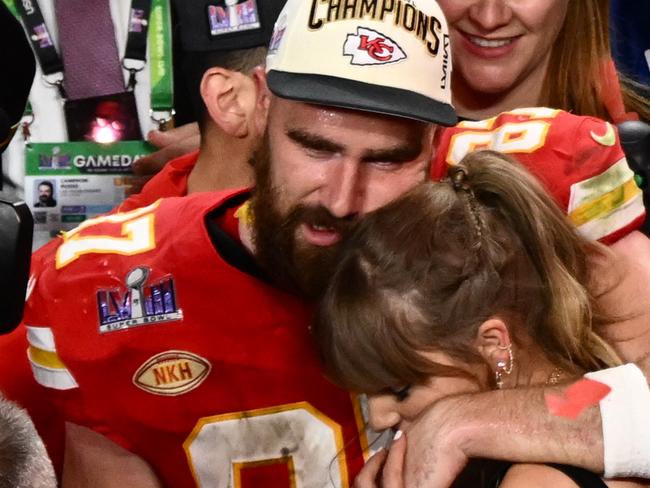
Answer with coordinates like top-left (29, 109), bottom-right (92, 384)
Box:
top-left (265, 0), bottom-right (456, 126)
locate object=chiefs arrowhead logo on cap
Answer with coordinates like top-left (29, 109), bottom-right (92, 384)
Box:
top-left (343, 27), bottom-right (406, 66)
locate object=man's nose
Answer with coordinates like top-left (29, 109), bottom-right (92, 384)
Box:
top-left (468, 0), bottom-right (513, 31)
top-left (367, 395), bottom-right (401, 432)
top-left (321, 160), bottom-right (365, 218)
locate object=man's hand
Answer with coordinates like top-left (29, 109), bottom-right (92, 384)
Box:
top-left (127, 123), bottom-right (200, 195)
top-left (403, 388), bottom-right (604, 488)
top-left (354, 434), bottom-right (406, 488)
top-left (402, 400), bottom-right (470, 487)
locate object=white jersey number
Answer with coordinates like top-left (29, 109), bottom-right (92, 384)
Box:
top-left (184, 402), bottom-right (350, 488)
top-left (446, 107), bottom-right (560, 165)
top-left (55, 201), bottom-right (159, 269)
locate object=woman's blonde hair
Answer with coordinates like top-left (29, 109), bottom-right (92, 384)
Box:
top-left (314, 151), bottom-right (622, 393)
top-left (544, 0), bottom-right (650, 122)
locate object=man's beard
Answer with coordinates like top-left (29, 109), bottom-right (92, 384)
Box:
top-left (39, 194), bottom-right (50, 204)
top-left (249, 136), bottom-right (355, 300)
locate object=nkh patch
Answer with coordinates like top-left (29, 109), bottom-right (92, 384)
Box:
top-left (97, 266), bottom-right (183, 334)
top-left (207, 0), bottom-right (260, 37)
top-left (133, 351), bottom-right (211, 396)
top-left (343, 27), bottom-right (406, 65)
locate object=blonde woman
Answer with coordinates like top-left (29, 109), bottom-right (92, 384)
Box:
top-left (314, 150), bottom-right (650, 488)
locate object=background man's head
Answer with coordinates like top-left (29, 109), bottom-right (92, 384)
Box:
top-left (173, 0), bottom-right (287, 134)
top-left (0, 398), bottom-right (56, 488)
top-left (171, 0), bottom-right (287, 192)
top-left (250, 0), bottom-right (457, 298)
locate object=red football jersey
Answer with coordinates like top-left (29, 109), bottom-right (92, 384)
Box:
top-left (0, 152), bottom-right (201, 474)
top-left (14, 190), bottom-right (370, 487)
top-left (432, 107), bottom-right (645, 244)
top-left (114, 150), bottom-right (198, 213)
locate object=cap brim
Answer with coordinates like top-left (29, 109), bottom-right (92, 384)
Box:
top-left (267, 70), bottom-right (457, 126)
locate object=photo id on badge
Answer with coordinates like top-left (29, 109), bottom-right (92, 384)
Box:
top-left (64, 91), bottom-right (142, 143)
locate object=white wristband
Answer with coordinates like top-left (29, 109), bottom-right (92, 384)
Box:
top-left (584, 363), bottom-right (650, 478)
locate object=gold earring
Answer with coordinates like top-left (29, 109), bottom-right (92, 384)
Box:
top-left (495, 344), bottom-right (514, 389)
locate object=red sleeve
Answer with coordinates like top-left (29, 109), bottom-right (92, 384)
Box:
top-left (0, 241), bottom-right (66, 476)
top-left (0, 325), bottom-right (66, 477)
top-left (563, 117), bottom-right (644, 244)
top-left (114, 150), bottom-right (198, 214)
top-left (431, 109), bottom-right (646, 243)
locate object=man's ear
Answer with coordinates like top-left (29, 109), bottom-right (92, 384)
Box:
top-left (200, 67), bottom-right (253, 138)
top-left (474, 318), bottom-right (512, 371)
top-left (251, 66), bottom-right (271, 136)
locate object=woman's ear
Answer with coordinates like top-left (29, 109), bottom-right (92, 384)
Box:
top-left (475, 318), bottom-right (512, 373)
top-left (200, 67), bottom-right (255, 138)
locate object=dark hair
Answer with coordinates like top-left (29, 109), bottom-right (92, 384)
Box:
top-left (38, 181), bottom-right (53, 191)
top-left (314, 151), bottom-right (621, 393)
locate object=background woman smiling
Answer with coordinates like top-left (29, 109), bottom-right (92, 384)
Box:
top-left (439, 0), bottom-right (650, 122)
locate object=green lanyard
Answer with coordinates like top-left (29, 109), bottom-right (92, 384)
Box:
top-left (148, 0), bottom-right (174, 129)
top-left (1, 0), bottom-right (17, 17)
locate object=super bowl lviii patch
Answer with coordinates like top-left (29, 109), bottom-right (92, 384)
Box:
top-left (133, 351), bottom-right (211, 396)
top-left (97, 266), bottom-right (183, 334)
top-left (207, 0), bottom-right (260, 37)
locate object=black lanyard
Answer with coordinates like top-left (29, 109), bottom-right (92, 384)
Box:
top-left (15, 0), bottom-right (152, 98)
top-left (15, 0), bottom-right (62, 76)
top-left (124, 0), bottom-right (153, 63)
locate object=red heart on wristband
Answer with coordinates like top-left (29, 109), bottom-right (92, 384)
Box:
top-left (545, 378), bottom-right (611, 419)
